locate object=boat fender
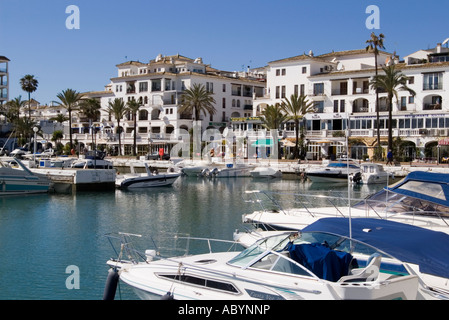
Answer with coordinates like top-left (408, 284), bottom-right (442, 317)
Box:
top-left (102, 268), bottom-right (120, 300)
top-left (161, 292), bottom-right (174, 300)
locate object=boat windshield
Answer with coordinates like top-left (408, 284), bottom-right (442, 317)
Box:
top-left (354, 188), bottom-right (449, 216)
top-left (229, 231), bottom-right (389, 267)
top-left (328, 163), bottom-right (359, 169)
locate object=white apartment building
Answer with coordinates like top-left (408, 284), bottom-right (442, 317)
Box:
top-left (78, 54), bottom-right (266, 155)
top-left (245, 44), bottom-right (449, 161)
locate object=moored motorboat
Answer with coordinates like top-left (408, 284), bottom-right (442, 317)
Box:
top-left (205, 163), bottom-right (254, 178)
top-left (116, 163), bottom-right (180, 188)
top-left (242, 171), bottom-right (449, 235)
top-left (360, 163), bottom-right (392, 184)
top-left (105, 231), bottom-right (419, 300)
top-left (306, 161), bottom-right (362, 184)
top-left (250, 166), bottom-right (282, 179)
top-left (0, 157), bottom-right (52, 195)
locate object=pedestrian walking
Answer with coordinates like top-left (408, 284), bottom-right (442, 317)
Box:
top-left (386, 149), bottom-right (393, 166)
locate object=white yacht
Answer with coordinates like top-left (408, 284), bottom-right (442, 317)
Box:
top-left (360, 163), bottom-right (392, 184)
top-left (104, 231), bottom-right (420, 300)
top-left (306, 161), bottom-right (362, 184)
top-left (250, 166), bottom-right (282, 179)
top-left (242, 171), bottom-right (449, 235)
top-left (0, 157), bottom-right (52, 195)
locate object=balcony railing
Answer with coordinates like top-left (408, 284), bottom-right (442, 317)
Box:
top-left (423, 83), bottom-right (443, 90)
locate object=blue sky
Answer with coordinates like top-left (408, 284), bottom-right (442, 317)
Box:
top-left (1, 0), bottom-right (449, 105)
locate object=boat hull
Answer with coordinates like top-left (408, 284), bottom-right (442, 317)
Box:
top-left (0, 176), bottom-right (51, 195)
top-left (116, 173), bottom-right (180, 188)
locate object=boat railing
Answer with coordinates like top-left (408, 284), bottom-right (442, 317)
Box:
top-left (105, 232), bottom-right (244, 264)
top-left (244, 190), bottom-right (449, 228)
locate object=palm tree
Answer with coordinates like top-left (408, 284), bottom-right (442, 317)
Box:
top-left (107, 98), bottom-right (127, 156)
top-left (260, 104), bottom-right (288, 159)
top-left (370, 65), bottom-right (415, 152)
top-left (20, 74), bottom-right (38, 119)
top-left (49, 113), bottom-right (69, 124)
top-left (366, 32), bottom-right (385, 159)
top-left (261, 104), bottom-right (288, 130)
top-left (3, 96), bottom-right (25, 124)
top-left (126, 99), bottom-right (142, 156)
top-left (79, 98), bottom-right (101, 151)
top-left (281, 94), bottom-right (314, 159)
top-left (178, 83), bottom-right (216, 123)
top-left (55, 88), bottom-right (84, 150)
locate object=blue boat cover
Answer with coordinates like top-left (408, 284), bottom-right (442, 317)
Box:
top-left (303, 218), bottom-right (449, 279)
top-left (385, 171), bottom-right (449, 208)
top-left (288, 242), bottom-right (353, 282)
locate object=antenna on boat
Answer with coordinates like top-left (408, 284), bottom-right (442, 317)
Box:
top-left (345, 129), bottom-right (352, 241)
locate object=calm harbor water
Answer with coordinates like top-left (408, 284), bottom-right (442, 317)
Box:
top-left (0, 176), bottom-right (384, 300)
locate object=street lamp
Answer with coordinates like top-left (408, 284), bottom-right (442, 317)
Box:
top-left (33, 126), bottom-right (39, 163)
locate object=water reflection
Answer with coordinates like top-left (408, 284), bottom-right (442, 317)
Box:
top-left (0, 176), bottom-right (385, 299)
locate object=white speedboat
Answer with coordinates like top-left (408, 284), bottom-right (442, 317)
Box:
top-left (306, 161), bottom-right (362, 184)
top-left (242, 172), bottom-right (449, 235)
top-left (205, 163), bottom-right (254, 178)
top-left (0, 157), bottom-right (52, 195)
top-left (250, 166), bottom-right (282, 179)
top-left (360, 163), bottom-right (392, 184)
top-left (116, 163), bottom-right (180, 189)
top-left (104, 231), bottom-right (420, 300)
top-left (179, 160), bottom-right (213, 177)
top-left (71, 150), bottom-right (113, 169)
top-left (302, 218), bottom-right (449, 300)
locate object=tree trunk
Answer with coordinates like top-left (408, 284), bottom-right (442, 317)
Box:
top-left (375, 54), bottom-right (381, 159)
top-left (388, 94), bottom-right (393, 152)
top-left (69, 109), bottom-right (73, 150)
top-left (294, 119), bottom-right (300, 159)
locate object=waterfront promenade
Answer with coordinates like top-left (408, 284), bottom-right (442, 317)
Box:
top-left (110, 157), bottom-right (449, 179)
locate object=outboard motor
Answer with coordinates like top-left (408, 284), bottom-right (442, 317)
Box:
top-left (200, 168), bottom-right (210, 176)
top-left (210, 168), bottom-right (219, 176)
top-left (352, 172), bottom-right (362, 184)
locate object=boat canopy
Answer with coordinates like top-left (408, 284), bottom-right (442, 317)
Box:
top-left (384, 171), bottom-right (449, 208)
top-left (303, 218), bottom-right (449, 279)
top-left (327, 163), bottom-right (359, 169)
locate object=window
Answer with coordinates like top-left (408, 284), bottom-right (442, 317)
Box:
top-left (408, 76), bottom-right (415, 85)
top-left (409, 96), bottom-right (415, 104)
top-left (206, 82), bottom-right (214, 93)
top-left (276, 69), bottom-right (280, 76)
top-left (165, 79), bottom-right (171, 91)
top-left (281, 68), bottom-right (286, 76)
top-left (313, 83), bottom-right (324, 95)
top-left (300, 84), bottom-right (305, 96)
top-left (275, 86), bottom-right (280, 99)
top-left (231, 84), bottom-right (242, 96)
top-left (151, 79), bottom-right (161, 91)
top-left (222, 98), bottom-right (226, 109)
top-left (294, 85), bottom-right (298, 96)
top-left (222, 84), bottom-right (226, 92)
top-left (400, 97), bottom-right (407, 110)
top-left (281, 86), bottom-right (286, 99)
top-left (158, 274), bottom-right (239, 294)
top-left (302, 67), bottom-right (307, 74)
top-left (423, 72), bottom-right (443, 90)
top-left (139, 82), bottom-right (148, 92)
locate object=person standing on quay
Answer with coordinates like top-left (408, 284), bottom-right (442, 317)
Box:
top-left (386, 149), bottom-right (393, 166)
